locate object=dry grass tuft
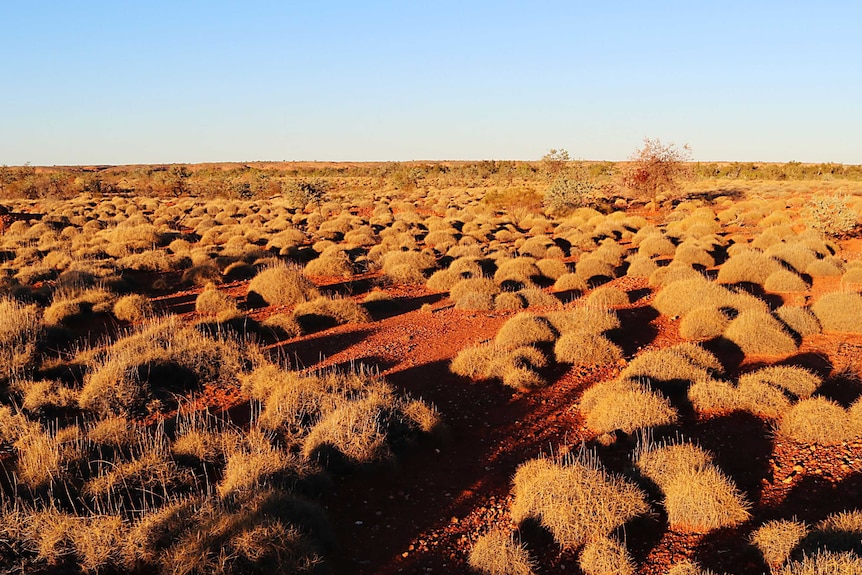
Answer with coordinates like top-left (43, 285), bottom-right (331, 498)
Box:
top-left (740, 365), bottom-right (821, 399)
top-left (779, 397), bottom-right (858, 445)
top-left (774, 306), bottom-right (821, 337)
top-left (586, 286), bottom-right (629, 307)
top-left (723, 309), bottom-right (798, 356)
top-left (292, 296), bottom-right (370, 331)
top-left (510, 455), bottom-right (648, 549)
top-left (247, 264), bottom-right (320, 307)
top-left (636, 442), bottom-right (750, 532)
top-left (578, 536), bottom-right (636, 575)
top-left (717, 249), bottom-right (780, 285)
top-left (621, 343), bottom-right (722, 385)
top-left (494, 313), bottom-right (558, 349)
top-left (679, 306), bottom-right (730, 341)
top-left (751, 519), bottom-right (808, 569)
top-left (195, 286), bottom-right (241, 319)
top-left (468, 529), bottom-right (536, 575)
top-left (764, 269), bottom-right (810, 293)
top-left (554, 332), bottom-right (623, 366)
top-left (579, 378), bottom-right (678, 434)
top-left (0, 297), bottom-right (41, 381)
top-left (775, 551), bottom-right (862, 574)
top-left (811, 292), bottom-right (862, 333)
top-left (113, 294), bottom-right (154, 323)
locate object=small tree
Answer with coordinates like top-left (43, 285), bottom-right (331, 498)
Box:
top-left (622, 138), bottom-right (693, 203)
top-left (541, 148), bottom-right (571, 179)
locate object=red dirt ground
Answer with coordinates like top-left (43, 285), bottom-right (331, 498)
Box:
top-left (134, 231), bottom-right (862, 575)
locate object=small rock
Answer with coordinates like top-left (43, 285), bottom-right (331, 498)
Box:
top-left (450, 516), bottom-right (459, 524)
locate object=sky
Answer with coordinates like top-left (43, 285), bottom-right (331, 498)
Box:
top-left (1, 1), bottom-right (860, 165)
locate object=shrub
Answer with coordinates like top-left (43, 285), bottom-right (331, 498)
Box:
top-left (723, 310), bottom-right (798, 356)
top-left (739, 365), bottom-right (821, 399)
top-left (579, 378), bottom-right (678, 434)
top-left (621, 343), bottom-right (722, 385)
top-left (451, 342), bottom-right (548, 390)
top-left (494, 258), bottom-right (542, 288)
top-left (494, 313), bottom-right (558, 349)
top-left (510, 455), bottom-right (649, 549)
top-left (806, 258), bottom-right (844, 277)
top-left (380, 250), bottom-right (436, 284)
top-left (543, 176), bottom-right (599, 215)
top-left (554, 331), bottom-right (623, 366)
top-left (292, 296), bottom-right (370, 331)
top-left (621, 138), bottom-right (693, 202)
top-left (648, 263), bottom-right (705, 288)
top-left (625, 253), bottom-right (660, 278)
top-left (552, 272), bottom-right (589, 293)
top-left (261, 313), bottom-right (303, 339)
top-left (638, 234), bottom-right (677, 258)
top-left (113, 294), bottom-right (153, 323)
top-left (812, 292), bottom-right (862, 333)
top-left (776, 551), bottom-right (862, 574)
top-left (803, 195), bottom-right (858, 237)
top-left (247, 264), bottom-right (320, 307)
top-left (751, 519), bottom-right (808, 569)
top-left (636, 442), bottom-right (750, 532)
top-left (468, 529), bottom-right (536, 575)
top-left (546, 306), bottom-right (620, 335)
top-left (516, 287), bottom-right (562, 309)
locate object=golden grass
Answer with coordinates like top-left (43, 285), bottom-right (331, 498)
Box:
top-left (776, 551), bottom-right (862, 574)
top-left (774, 305), bottom-right (822, 337)
top-left (636, 442), bottom-right (750, 532)
top-left (779, 397), bottom-right (858, 445)
top-left (247, 263), bottom-right (320, 307)
top-left (679, 306), bottom-right (729, 341)
top-left (468, 529), bottom-right (536, 575)
top-left (723, 309), bottom-right (798, 356)
top-left (494, 313), bottom-right (558, 349)
top-left (751, 519), bottom-right (808, 569)
top-left (811, 291), bottom-right (862, 333)
top-left (578, 536), bottom-right (636, 575)
top-left (579, 378), bottom-right (678, 434)
top-left (113, 293), bottom-right (154, 322)
top-left (510, 455), bottom-right (648, 549)
top-left (717, 249), bottom-right (780, 285)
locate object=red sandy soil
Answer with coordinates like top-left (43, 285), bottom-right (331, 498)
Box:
top-left (96, 221), bottom-right (856, 575)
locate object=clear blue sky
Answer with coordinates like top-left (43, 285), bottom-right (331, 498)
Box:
top-left (2, 1), bottom-right (860, 165)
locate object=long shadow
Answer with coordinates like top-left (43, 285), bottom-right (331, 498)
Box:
top-left (608, 305), bottom-right (660, 357)
top-left (693, 412), bottom-right (774, 503)
top-left (365, 293), bottom-right (446, 321)
top-left (702, 336), bottom-right (746, 375)
top-left (323, 358), bottom-right (603, 574)
top-left (269, 328), bottom-right (374, 369)
top-left (696, 525), bottom-right (767, 575)
top-left (816, 369), bottom-right (862, 407)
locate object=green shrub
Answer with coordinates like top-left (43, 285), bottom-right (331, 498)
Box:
top-left (803, 195), bottom-right (858, 237)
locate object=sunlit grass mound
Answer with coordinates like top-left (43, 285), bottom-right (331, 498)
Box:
top-left (511, 454), bottom-right (648, 549)
top-left (292, 296), bottom-right (370, 332)
top-left (247, 264), bottom-right (320, 307)
top-left (586, 286), bottom-right (629, 307)
top-left (764, 269), bottom-right (810, 293)
top-left (451, 342), bottom-right (548, 390)
top-left (78, 316), bottom-right (246, 416)
top-left (579, 378), bottom-right (678, 434)
top-left (620, 343), bottom-right (723, 387)
top-left (494, 313), bottom-right (558, 349)
top-left (751, 519), bottom-right (809, 569)
top-left (652, 276), bottom-right (767, 318)
top-left (774, 305), bottom-right (821, 337)
top-left (554, 332), bottom-right (623, 366)
top-left (113, 294), bottom-right (154, 323)
top-left (678, 306), bottom-right (730, 341)
top-left (0, 297), bottom-right (42, 382)
top-left (468, 529), bottom-right (537, 575)
top-left (717, 249), bottom-right (780, 285)
top-left (578, 536), bottom-right (636, 575)
top-left (811, 291), bottom-right (862, 333)
top-left (778, 397), bottom-right (860, 445)
top-left (723, 309), bottom-right (798, 356)
top-left (636, 442), bottom-right (750, 532)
